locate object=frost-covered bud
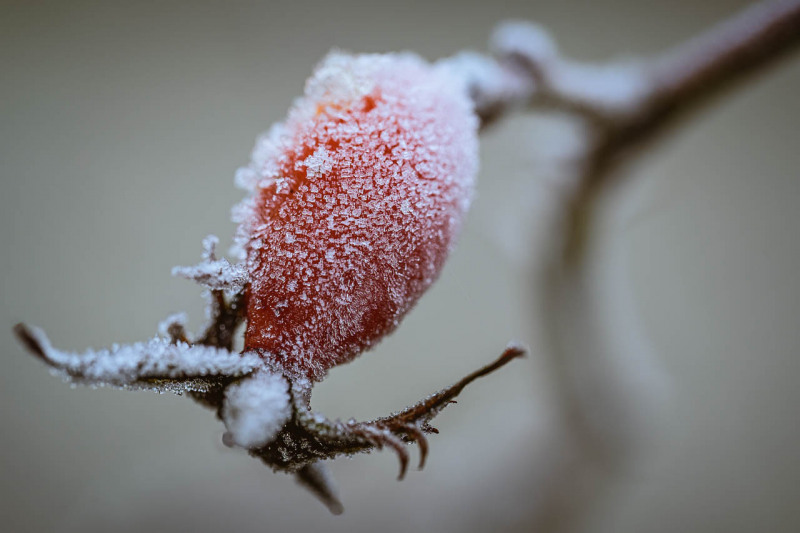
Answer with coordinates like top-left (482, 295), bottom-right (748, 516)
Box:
top-left (234, 52), bottom-right (479, 381)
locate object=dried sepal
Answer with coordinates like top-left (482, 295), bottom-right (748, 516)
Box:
top-left (172, 235), bottom-right (248, 295)
top-left (13, 323), bottom-right (260, 394)
top-left (248, 344), bottom-right (526, 480)
top-left (15, 313), bottom-right (524, 513)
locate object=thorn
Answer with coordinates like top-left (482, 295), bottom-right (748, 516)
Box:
top-left (295, 463), bottom-right (344, 515)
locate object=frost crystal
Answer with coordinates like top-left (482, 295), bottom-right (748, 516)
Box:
top-left (172, 235), bottom-right (248, 294)
top-left (222, 371), bottom-right (291, 448)
top-left (234, 52), bottom-right (479, 381)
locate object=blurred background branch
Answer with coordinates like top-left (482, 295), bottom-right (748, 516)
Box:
top-left (450, 0), bottom-right (800, 530)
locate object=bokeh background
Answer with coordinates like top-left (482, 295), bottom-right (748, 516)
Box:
top-left (2, 1), bottom-right (798, 532)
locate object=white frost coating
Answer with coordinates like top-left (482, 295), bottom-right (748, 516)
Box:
top-left (489, 20), bottom-right (648, 115)
top-left (172, 235), bottom-right (248, 294)
top-left (222, 370), bottom-right (291, 448)
top-left (437, 52), bottom-right (534, 115)
top-left (545, 60), bottom-right (650, 114)
top-left (490, 20), bottom-right (559, 65)
top-left (172, 259), bottom-right (248, 293)
top-left (23, 325), bottom-right (262, 391)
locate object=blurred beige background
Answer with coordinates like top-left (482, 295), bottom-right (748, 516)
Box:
top-left (2, 1), bottom-right (798, 532)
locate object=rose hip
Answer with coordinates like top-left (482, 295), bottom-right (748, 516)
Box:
top-left (234, 52), bottom-right (479, 381)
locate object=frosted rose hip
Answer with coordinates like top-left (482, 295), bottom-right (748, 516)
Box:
top-left (234, 52), bottom-right (478, 381)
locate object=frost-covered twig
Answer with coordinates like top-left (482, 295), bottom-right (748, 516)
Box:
top-left (466, 0), bottom-right (800, 136)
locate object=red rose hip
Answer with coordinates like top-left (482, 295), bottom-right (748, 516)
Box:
top-left (233, 52), bottom-right (478, 381)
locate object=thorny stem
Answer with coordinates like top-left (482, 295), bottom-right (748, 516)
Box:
top-left (640, 0), bottom-right (800, 140)
top-left (484, 0), bottom-right (800, 137)
top-left (478, 0), bottom-right (800, 438)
